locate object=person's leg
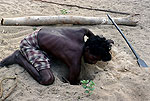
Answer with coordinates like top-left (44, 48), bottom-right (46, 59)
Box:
top-left (0, 50), bottom-right (20, 67)
top-left (0, 50), bottom-right (54, 85)
top-left (15, 51), bottom-right (54, 85)
top-left (16, 30), bottom-right (55, 85)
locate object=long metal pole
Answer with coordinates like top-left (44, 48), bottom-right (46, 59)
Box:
top-left (107, 14), bottom-right (148, 67)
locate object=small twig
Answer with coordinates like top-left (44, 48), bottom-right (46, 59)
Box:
top-left (33, 0), bottom-right (139, 15)
top-left (62, 77), bottom-right (70, 84)
top-left (0, 77), bottom-right (18, 101)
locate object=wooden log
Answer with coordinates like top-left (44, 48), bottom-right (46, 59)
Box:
top-left (1, 15), bottom-right (137, 26)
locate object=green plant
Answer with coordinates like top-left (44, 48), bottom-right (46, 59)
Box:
top-left (32, 27), bottom-right (37, 31)
top-left (80, 80), bottom-right (95, 95)
top-left (60, 9), bottom-right (68, 15)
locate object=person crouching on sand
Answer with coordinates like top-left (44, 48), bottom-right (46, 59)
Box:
top-left (0, 27), bottom-right (114, 85)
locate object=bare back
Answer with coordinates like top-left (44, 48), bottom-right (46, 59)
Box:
top-left (37, 27), bottom-right (87, 67)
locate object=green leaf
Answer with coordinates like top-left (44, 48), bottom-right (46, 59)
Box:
top-left (89, 84), bottom-right (93, 87)
top-left (81, 80), bottom-right (89, 84)
top-left (90, 81), bottom-right (95, 86)
top-left (86, 80), bottom-right (89, 83)
top-left (85, 90), bottom-right (89, 93)
top-left (82, 85), bottom-right (87, 89)
top-left (89, 87), bottom-right (95, 91)
top-left (86, 86), bottom-right (91, 89)
top-left (60, 9), bottom-right (68, 14)
top-left (81, 80), bottom-right (86, 83)
top-left (32, 27), bottom-right (37, 31)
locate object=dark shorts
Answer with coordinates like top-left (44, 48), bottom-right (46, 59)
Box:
top-left (20, 30), bottom-right (51, 71)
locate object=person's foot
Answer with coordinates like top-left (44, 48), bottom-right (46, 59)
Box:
top-left (0, 50), bottom-right (20, 67)
top-left (0, 62), bottom-right (4, 67)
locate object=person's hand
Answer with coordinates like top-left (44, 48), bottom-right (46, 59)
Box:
top-left (107, 39), bottom-right (114, 44)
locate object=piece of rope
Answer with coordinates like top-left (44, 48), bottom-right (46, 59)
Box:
top-left (0, 77), bottom-right (17, 101)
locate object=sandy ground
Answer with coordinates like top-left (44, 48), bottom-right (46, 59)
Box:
top-left (0, 0), bottom-right (150, 101)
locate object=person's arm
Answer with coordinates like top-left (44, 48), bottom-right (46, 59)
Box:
top-left (68, 65), bottom-right (81, 85)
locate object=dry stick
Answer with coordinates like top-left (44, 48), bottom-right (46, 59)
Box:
top-left (2, 29), bottom-right (34, 39)
top-left (34, 0), bottom-right (139, 15)
top-left (0, 77), bottom-right (17, 101)
top-left (62, 77), bottom-right (70, 84)
top-left (1, 16), bottom-right (138, 26)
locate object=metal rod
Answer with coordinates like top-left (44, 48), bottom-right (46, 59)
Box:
top-left (107, 14), bottom-right (148, 67)
top-left (107, 14), bottom-right (139, 59)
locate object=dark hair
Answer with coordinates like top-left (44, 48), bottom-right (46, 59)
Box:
top-left (85, 35), bottom-right (113, 61)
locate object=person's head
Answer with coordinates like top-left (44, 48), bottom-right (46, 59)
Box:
top-left (83, 35), bottom-right (114, 64)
